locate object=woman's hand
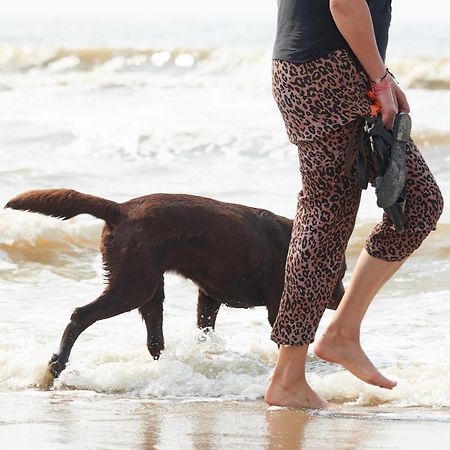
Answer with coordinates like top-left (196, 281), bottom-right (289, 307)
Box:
top-left (329, 0), bottom-right (411, 129)
top-left (391, 80), bottom-right (410, 114)
top-left (376, 76), bottom-right (411, 130)
top-left (375, 82), bottom-right (397, 130)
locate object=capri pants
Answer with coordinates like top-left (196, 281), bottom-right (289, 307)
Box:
top-left (270, 49), bottom-right (444, 346)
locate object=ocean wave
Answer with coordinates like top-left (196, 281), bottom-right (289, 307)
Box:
top-left (0, 209), bottom-right (100, 249)
top-left (124, 129), bottom-right (450, 159)
top-left (411, 130), bottom-right (450, 148)
top-left (0, 210), bottom-right (101, 278)
top-left (53, 128), bottom-right (450, 168)
top-left (1, 44), bottom-right (449, 91)
top-left (0, 44), bottom-right (221, 73)
top-left (389, 56), bottom-right (450, 90)
top-left (80, 130), bottom-right (291, 163)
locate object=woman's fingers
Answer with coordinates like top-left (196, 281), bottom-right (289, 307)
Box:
top-left (393, 84), bottom-right (411, 113)
top-left (391, 86), bottom-right (399, 110)
top-left (376, 88), bottom-right (398, 130)
top-left (381, 109), bottom-right (396, 130)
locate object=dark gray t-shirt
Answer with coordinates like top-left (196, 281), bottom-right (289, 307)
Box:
top-left (273, 0), bottom-right (392, 63)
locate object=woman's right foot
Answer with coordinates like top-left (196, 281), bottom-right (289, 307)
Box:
top-left (264, 377), bottom-right (331, 409)
top-left (314, 332), bottom-right (397, 390)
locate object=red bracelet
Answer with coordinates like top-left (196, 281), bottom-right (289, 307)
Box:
top-left (371, 79), bottom-right (392, 94)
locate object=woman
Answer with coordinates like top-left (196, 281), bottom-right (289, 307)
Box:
top-left (265, 0), bottom-right (444, 409)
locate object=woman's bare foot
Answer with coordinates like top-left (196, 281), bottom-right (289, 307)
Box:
top-left (314, 332), bottom-right (397, 389)
top-left (264, 376), bottom-right (331, 409)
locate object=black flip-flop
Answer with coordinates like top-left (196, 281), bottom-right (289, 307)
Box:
top-left (375, 112), bottom-right (412, 209)
top-left (384, 188), bottom-right (406, 233)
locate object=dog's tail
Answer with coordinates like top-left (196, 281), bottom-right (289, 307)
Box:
top-left (5, 189), bottom-right (121, 224)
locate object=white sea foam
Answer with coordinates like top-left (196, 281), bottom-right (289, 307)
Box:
top-left (0, 269), bottom-right (449, 408)
top-left (0, 288), bottom-right (450, 407)
top-left (0, 250), bottom-right (16, 271)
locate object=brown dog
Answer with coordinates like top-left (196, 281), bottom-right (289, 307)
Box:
top-left (5, 189), bottom-right (345, 383)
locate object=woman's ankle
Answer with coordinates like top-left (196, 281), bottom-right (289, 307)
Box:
top-left (322, 323), bottom-right (361, 342)
top-left (271, 368), bottom-right (308, 392)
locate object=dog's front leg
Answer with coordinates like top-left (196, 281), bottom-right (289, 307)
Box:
top-left (139, 279), bottom-right (165, 360)
top-left (43, 262), bottom-right (163, 387)
top-left (46, 290), bottom-right (129, 383)
top-left (197, 290), bottom-right (221, 331)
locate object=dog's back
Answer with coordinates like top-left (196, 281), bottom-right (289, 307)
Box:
top-left (109, 192), bottom-right (293, 307)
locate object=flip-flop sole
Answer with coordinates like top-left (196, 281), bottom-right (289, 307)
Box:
top-left (375, 113), bottom-right (412, 208)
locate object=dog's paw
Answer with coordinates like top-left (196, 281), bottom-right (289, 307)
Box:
top-left (148, 341), bottom-right (164, 361)
top-left (48, 354), bottom-right (66, 378)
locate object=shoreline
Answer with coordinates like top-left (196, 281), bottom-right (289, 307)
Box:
top-left (1, 391), bottom-right (450, 449)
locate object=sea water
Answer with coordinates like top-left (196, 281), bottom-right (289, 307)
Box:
top-left (0, 2), bottom-right (449, 416)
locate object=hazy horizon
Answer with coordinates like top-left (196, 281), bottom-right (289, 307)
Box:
top-left (2, 0), bottom-right (449, 22)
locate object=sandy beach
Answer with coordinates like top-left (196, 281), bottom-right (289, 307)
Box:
top-left (2, 392), bottom-right (450, 449)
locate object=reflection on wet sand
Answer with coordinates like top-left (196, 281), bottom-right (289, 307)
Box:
top-left (140, 401), bottom-right (268, 449)
top-left (1, 393), bottom-right (450, 449)
top-left (265, 407), bottom-right (369, 450)
top-left (266, 408), bottom-right (311, 449)
top-left (266, 406), bottom-right (450, 450)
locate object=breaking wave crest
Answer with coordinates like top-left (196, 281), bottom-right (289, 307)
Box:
top-left (0, 44), bottom-right (248, 73)
top-left (1, 44), bottom-right (450, 90)
top-left (0, 210), bottom-right (101, 280)
top-left (389, 56), bottom-right (450, 90)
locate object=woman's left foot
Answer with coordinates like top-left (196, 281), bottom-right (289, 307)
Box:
top-left (314, 332), bottom-right (397, 390)
top-left (264, 377), bottom-right (331, 410)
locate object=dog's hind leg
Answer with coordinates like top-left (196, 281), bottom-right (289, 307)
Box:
top-left (139, 278), bottom-right (165, 360)
top-left (197, 290), bottom-right (221, 331)
top-left (48, 262), bottom-right (163, 381)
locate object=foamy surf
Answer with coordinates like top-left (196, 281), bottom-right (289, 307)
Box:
top-left (0, 265), bottom-right (449, 408)
top-left (1, 320), bottom-right (450, 407)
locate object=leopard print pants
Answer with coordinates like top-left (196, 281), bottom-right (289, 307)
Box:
top-left (271, 49), bottom-right (444, 346)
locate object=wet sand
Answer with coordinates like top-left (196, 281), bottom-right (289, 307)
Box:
top-left (1, 392), bottom-right (450, 450)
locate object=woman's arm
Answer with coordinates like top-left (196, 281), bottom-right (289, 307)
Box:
top-left (329, 0), bottom-right (410, 129)
top-left (330, 0), bottom-right (385, 81)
